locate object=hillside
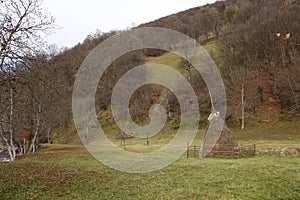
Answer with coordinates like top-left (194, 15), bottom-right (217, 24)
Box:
top-left (143, 0), bottom-right (300, 121)
top-left (47, 0), bottom-right (300, 134)
top-left (1, 0), bottom-right (299, 152)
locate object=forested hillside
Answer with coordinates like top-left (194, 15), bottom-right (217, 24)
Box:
top-left (141, 0), bottom-right (300, 125)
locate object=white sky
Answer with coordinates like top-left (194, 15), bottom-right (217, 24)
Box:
top-left (42, 0), bottom-right (216, 48)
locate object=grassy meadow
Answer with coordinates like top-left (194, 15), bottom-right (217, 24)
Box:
top-left (0, 116), bottom-right (299, 199)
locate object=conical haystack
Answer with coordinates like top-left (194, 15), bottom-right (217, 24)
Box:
top-left (200, 112), bottom-right (239, 158)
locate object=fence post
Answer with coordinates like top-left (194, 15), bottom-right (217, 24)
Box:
top-left (187, 142), bottom-right (189, 158)
top-left (146, 132), bottom-right (149, 146)
top-left (253, 144), bottom-right (256, 156)
top-left (123, 138), bottom-right (126, 150)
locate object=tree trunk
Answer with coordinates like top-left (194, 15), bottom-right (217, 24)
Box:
top-left (287, 75), bottom-right (300, 111)
top-left (85, 125), bottom-right (89, 143)
top-left (0, 128), bottom-right (14, 161)
top-left (241, 83), bottom-right (245, 130)
top-left (269, 61), bottom-right (277, 97)
top-left (47, 127), bottom-right (51, 144)
top-left (188, 64), bottom-right (191, 83)
top-left (28, 104), bottom-right (41, 153)
top-left (9, 87), bottom-right (16, 160)
top-left (23, 138), bottom-right (26, 154)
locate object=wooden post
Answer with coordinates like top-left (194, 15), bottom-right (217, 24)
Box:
top-left (253, 144), bottom-right (256, 156)
top-left (146, 133), bottom-right (149, 146)
top-left (187, 142), bottom-right (189, 158)
top-left (240, 144), bottom-right (243, 156)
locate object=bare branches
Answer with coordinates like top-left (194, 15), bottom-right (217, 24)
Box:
top-left (0, 0), bottom-right (55, 159)
top-left (218, 0), bottom-right (300, 126)
top-left (0, 0), bottom-right (55, 71)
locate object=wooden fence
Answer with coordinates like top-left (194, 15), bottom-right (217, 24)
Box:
top-left (186, 144), bottom-right (202, 158)
top-left (187, 143), bottom-right (256, 158)
top-left (240, 144), bottom-right (256, 156)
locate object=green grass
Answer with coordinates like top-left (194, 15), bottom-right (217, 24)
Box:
top-left (0, 146), bottom-right (299, 199)
top-left (1, 120), bottom-right (300, 199)
top-left (146, 52), bottom-right (183, 73)
top-left (145, 43), bottom-right (223, 78)
top-left (146, 51), bottom-right (195, 82)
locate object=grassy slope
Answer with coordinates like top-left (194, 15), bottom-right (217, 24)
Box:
top-left (145, 41), bottom-right (221, 77)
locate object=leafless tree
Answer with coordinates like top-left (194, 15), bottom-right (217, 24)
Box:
top-left (0, 0), bottom-right (54, 160)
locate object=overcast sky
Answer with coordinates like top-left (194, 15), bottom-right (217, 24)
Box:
top-left (42, 0), bottom-right (216, 48)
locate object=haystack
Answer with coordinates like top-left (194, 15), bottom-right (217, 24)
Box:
top-left (200, 112), bottom-right (239, 158)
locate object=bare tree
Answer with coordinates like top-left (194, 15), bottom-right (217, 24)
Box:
top-left (0, 0), bottom-right (55, 70)
top-left (0, 0), bottom-right (54, 160)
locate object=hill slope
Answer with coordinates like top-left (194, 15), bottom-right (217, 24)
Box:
top-left (41, 0), bottom-right (300, 142)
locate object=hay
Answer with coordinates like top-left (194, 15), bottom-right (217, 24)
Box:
top-left (200, 114), bottom-right (239, 158)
